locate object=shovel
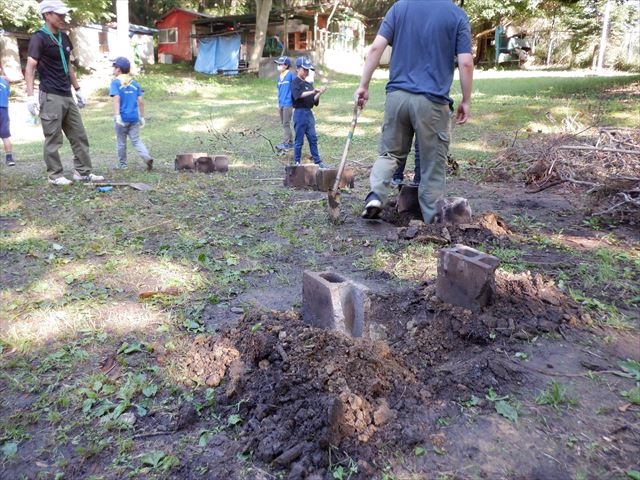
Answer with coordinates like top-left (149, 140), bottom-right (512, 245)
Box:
top-left (85, 182), bottom-right (152, 191)
top-left (328, 100), bottom-right (360, 222)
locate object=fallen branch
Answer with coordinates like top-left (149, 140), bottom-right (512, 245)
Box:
top-left (555, 145), bottom-right (640, 155)
top-left (125, 219), bottom-right (172, 238)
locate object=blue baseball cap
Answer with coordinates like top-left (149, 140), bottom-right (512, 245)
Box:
top-left (295, 57), bottom-right (314, 70)
top-left (274, 56), bottom-right (290, 66)
top-left (112, 57), bottom-right (130, 70)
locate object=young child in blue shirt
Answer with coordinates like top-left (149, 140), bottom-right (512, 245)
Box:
top-left (274, 56), bottom-right (295, 151)
top-left (109, 57), bottom-right (153, 170)
top-left (291, 57), bottom-right (328, 168)
top-left (0, 66), bottom-right (14, 166)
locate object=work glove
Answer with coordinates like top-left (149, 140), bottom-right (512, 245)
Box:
top-left (139, 117), bottom-right (145, 128)
top-left (27, 95), bottom-right (40, 116)
top-left (114, 115), bottom-right (125, 127)
top-left (75, 89), bottom-right (86, 108)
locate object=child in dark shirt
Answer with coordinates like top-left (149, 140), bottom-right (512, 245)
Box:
top-left (291, 57), bottom-right (328, 168)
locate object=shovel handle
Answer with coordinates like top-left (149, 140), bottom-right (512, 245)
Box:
top-left (331, 100), bottom-right (360, 194)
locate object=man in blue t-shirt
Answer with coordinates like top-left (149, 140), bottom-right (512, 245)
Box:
top-left (356, 0), bottom-right (474, 222)
top-left (274, 56), bottom-right (295, 151)
top-left (109, 56), bottom-right (153, 171)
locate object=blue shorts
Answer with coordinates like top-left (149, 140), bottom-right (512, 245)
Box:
top-left (0, 107), bottom-right (9, 139)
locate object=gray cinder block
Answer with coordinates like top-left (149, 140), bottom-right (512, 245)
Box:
top-left (302, 270), bottom-right (371, 338)
top-left (436, 245), bottom-right (500, 310)
top-left (396, 184), bottom-right (421, 214)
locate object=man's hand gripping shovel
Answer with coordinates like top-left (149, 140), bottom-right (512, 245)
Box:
top-left (328, 99), bottom-right (360, 223)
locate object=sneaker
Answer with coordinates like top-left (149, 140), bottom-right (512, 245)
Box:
top-left (145, 158), bottom-right (154, 171)
top-left (316, 161), bottom-right (330, 169)
top-left (48, 176), bottom-right (73, 186)
top-left (115, 163), bottom-right (128, 170)
top-left (6, 155), bottom-right (15, 166)
top-left (390, 177), bottom-right (403, 187)
top-left (361, 192), bottom-right (382, 219)
top-left (73, 170), bottom-right (105, 182)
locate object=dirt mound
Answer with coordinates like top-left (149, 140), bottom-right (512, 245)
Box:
top-left (180, 264), bottom-right (588, 478)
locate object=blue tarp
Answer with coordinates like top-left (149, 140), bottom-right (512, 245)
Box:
top-left (194, 34), bottom-right (241, 75)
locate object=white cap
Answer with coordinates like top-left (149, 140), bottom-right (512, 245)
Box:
top-left (39, 0), bottom-right (73, 15)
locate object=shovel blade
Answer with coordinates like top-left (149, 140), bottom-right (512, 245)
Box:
top-left (327, 190), bottom-right (341, 222)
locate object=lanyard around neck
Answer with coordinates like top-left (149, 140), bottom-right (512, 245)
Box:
top-left (40, 25), bottom-right (69, 76)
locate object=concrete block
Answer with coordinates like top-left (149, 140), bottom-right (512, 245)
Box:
top-left (175, 152), bottom-right (207, 171)
top-left (302, 270), bottom-right (371, 338)
top-left (213, 155), bottom-right (229, 173)
top-left (194, 156), bottom-right (215, 173)
top-left (314, 168), bottom-right (355, 192)
top-left (284, 164), bottom-right (319, 189)
top-left (436, 245), bottom-right (500, 310)
top-left (396, 184), bottom-right (421, 214)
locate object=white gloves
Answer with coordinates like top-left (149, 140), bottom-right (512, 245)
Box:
top-left (139, 117), bottom-right (145, 128)
top-left (27, 95), bottom-right (40, 116)
top-left (114, 114), bottom-right (125, 126)
top-left (75, 89), bottom-right (86, 108)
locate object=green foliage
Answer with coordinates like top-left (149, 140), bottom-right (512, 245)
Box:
top-left (0, 0), bottom-right (112, 31)
top-left (535, 380), bottom-right (579, 411)
top-left (486, 388), bottom-right (519, 422)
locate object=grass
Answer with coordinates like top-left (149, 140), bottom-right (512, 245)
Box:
top-left (1, 64), bottom-right (639, 477)
top-left (535, 380), bottom-right (579, 412)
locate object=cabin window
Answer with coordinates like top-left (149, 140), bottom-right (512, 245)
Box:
top-left (159, 28), bottom-right (177, 44)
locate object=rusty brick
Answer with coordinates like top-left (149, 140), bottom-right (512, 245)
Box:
top-left (213, 155), bottom-right (229, 172)
top-left (436, 245), bottom-right (500, 310)
top-left (175, 152), bottom-right (207, 171)
top-left (314, 168), bottom-right (355, 192)
top-left (284, 164), bottom-right (319, 189)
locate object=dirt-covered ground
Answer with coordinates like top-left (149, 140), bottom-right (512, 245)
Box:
top-left (1, 95), bottom-right (638, 478)
top-left (2, 175), bottom-right (639, 480)
top-left (167, 200), bottom-right (638, 480)
top-left (77, 179), bottom-right (636, 480)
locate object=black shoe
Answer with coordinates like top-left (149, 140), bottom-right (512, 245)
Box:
top-left (361, 192), bottom-right (382, 219)
top-left (6, 156), bottom-right (15, 166)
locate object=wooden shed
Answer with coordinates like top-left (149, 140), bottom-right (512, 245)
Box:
top-left (155, 8), bottom-right (214, 63)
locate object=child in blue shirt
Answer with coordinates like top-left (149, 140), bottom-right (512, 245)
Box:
top-left (274, 56), bottom-right (294, 151)
top-left (109, 57), bottom-right (153, 170)
top-left (0, 66), bottom-right (14, 166)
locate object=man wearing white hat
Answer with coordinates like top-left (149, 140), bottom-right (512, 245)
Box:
top-left (25, 0), bottom-right (104, 185)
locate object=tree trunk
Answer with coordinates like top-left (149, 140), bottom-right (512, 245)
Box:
top-left (250, 0), bottom-right (273, 71)
top-left (596, 0), bottom-right (612, 72)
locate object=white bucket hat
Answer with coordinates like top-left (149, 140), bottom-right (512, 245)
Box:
top-left (39, 0), bottom-right (73, 15)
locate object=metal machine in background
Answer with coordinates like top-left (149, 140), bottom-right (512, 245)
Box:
top-left (495, 25), bottom-right (532, 65)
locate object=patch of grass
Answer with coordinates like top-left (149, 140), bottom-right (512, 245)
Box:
top-left (535, 380), bottom-right (579, 412)
top-left (488, 246), bottom-right (526, 272)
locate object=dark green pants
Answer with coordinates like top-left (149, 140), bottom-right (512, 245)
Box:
top-left (39, 92), bottom-right (92, 179)
top-left (370, 90), bottom-right (451, 223)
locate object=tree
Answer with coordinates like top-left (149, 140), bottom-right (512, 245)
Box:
top-left (0, 0), bottom-right (112, 31)
top-left (249, 0), bottom-right (272, 70)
